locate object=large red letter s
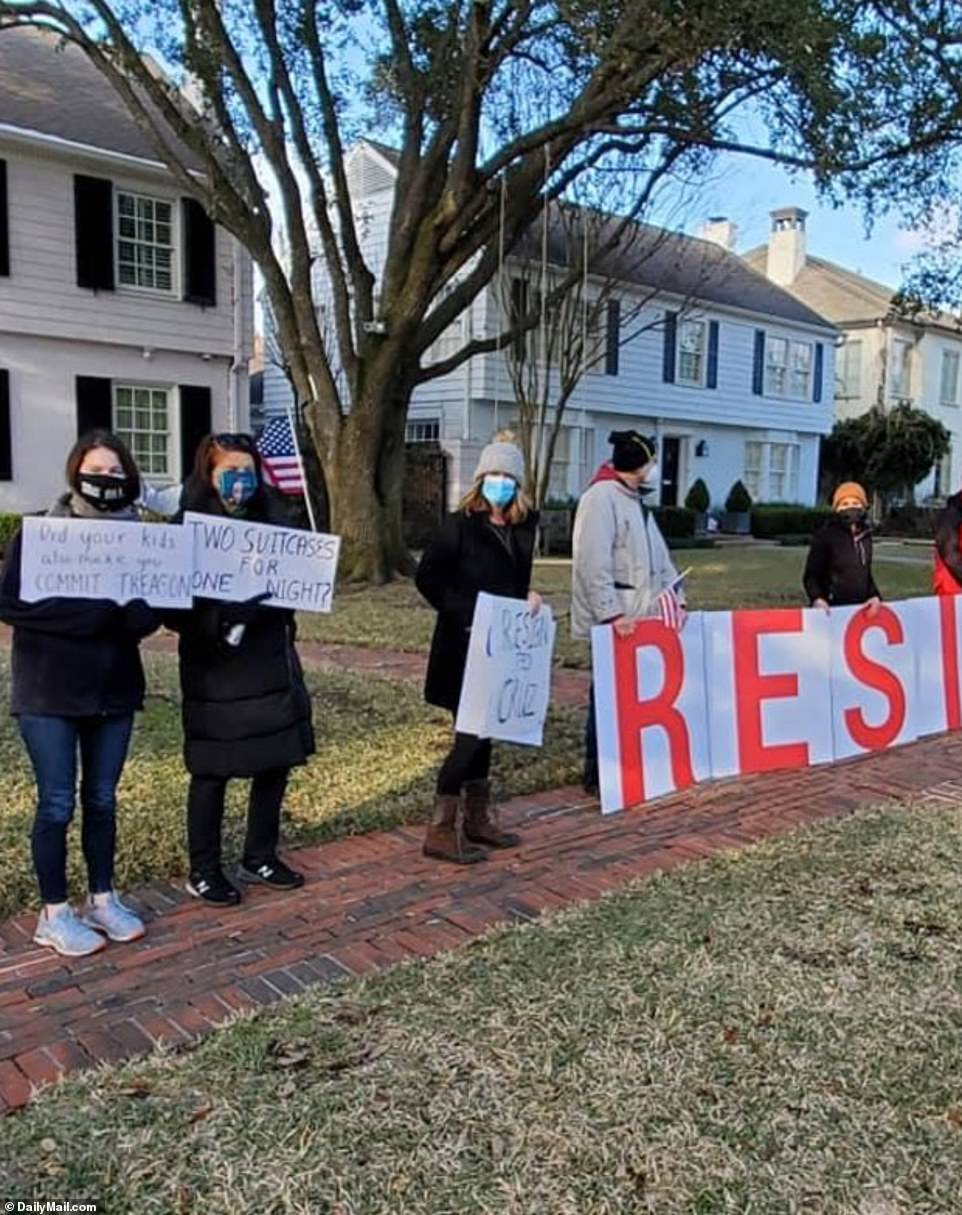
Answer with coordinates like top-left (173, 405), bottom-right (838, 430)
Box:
top-left (843, 607), bottom-right (906, 750)
top-left (732, 609), bottom-right (808, 774)
top-left (613, 620), bottom-right (694, 805)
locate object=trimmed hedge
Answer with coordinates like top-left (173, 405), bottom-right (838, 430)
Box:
top-left (0, 513), bottom-right (21, 556)
top-left (652, 505), bottom-right (696, 539)
top-left (751, 504), bottom-right (833, 539)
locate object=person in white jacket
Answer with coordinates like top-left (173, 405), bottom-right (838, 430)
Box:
top-left (571, 430), bottom-right (686, 795)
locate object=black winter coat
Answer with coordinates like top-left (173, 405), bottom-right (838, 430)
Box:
top-left (415, 509), bottom-right (539, 713)
top-left (0, 505), bottom-right (159, 717)
top-left (803, 515), bottom-right (880, 607)
top-left (166, 481), bottom-right (315, 778)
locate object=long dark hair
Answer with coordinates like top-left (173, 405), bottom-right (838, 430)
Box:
top-left (66, 430), bottom-right (139, 490)
top-left (184, 432), bottom-right (268, 516)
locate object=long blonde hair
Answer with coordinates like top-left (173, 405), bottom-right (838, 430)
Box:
top-left (459, 429), bottom-right (531, 524)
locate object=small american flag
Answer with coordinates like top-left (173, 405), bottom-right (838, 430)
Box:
top-left (256, 416), bottom-right (305, 495)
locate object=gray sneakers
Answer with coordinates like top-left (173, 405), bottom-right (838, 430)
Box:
top-left (82, 893), bottom-right (146, 943)
top-left (33, 906), bottom-right (108, 958)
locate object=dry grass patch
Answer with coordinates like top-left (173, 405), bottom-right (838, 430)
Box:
top-left (0, 653), bottom-right (582, 919)
top-left (297, 549), bottom-right (931, 669)
top-left (4, 802), bottom-right (962, 1212)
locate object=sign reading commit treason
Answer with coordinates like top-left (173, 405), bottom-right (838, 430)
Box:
top-left (183, 512), bottom-right (340, 613)
top-left (19, 516), bottom-right (194, 608)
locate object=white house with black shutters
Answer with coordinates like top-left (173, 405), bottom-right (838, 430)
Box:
top-left (0, 28), bottom-right (253, 514)
top-left (262, 141), bottom-right (839, 509)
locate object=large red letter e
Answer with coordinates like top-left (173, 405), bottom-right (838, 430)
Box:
top-left (732, 609), bottom-right (808, 774)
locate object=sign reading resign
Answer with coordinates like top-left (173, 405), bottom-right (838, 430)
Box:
top-left (592, 597), bottom-right (962, 815)
top-left (184, 512), bottom-right (340, 613)
top-left (19, 516), bottom-right (194, 608)
top-left (456, 592), bottom-right (557, 746)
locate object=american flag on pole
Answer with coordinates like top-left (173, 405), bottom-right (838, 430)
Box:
top-left (256, 416), bottom-right (305, 495)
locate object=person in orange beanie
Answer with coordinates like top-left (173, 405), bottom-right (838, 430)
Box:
top-left (803, 482), bottom-right (881, 614)
top-left (933, 484), bottom-right (962, 595)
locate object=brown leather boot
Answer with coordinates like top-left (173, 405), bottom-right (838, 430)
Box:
top-left (423, 794), bottom-right (487, 864)
top-left (463, 779), bottom-right (521, 849)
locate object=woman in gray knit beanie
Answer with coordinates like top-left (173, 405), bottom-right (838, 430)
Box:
top-left (414, 432), bottom-right (543, 863)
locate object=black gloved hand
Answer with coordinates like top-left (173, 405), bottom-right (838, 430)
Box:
top-left (221, 591), bottom-right (271, 629)
top-left (121, 598), bottom-right (159, 637)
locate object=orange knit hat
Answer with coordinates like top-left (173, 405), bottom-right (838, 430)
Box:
top-left (832, 481), bottom-right (868, 510)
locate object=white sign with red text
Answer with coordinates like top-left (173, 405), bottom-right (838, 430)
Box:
top-left (592, 595), bottom-right (962, 815)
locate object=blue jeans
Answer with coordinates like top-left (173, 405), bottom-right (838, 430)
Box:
top-left (19, 714), bottom-right (135, 905)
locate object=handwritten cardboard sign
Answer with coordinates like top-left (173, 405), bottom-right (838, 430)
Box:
top-left (456, 592), bottom-right (556, 745)
top-left (19, 516), bottom-right (194, 608)
top-left (184, 512), bottom-right (340, 613)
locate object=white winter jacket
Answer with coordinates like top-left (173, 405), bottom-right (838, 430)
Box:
top-left (570, 471), bottom-right (681, 639)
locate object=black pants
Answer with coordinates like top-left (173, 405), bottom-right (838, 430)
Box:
top-left (584, 683), bottom-right (599, 792)
top-left (436, 732), bottom-right (492, 796)
top-left (187, 767), bottom-right (289, 874)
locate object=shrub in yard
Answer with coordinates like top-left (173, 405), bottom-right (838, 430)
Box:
top-left (751, 504), bottom-right (833, 539)
top-left (652, 506), bottom-right (696, 538)
top-left (0, 513), bottom-right (21, 556)
top-left (725, 480), bottom-right (753, 513)
top-left (684, 478), bottom-right (710, 513)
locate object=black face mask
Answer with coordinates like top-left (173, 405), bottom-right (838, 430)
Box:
top-left (75, 473), bottom-right (139, 513)
top-left (838, 507), bottom-right (868, 529)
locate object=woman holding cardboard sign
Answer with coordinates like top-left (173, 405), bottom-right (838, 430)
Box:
top-left (166, 434), bottom-right (314, 907)
top-left (0, 430), bottom-right (159, 958)
top-left (416, 432), bottom-right (542, 864)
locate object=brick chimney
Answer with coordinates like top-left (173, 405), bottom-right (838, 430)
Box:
top-left (700, 216), bottom-right (738, 251)
top-left (767, 206), bottom-right (808, 286)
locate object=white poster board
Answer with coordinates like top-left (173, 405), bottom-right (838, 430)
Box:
top-left (19, 516), bottom-right (193, 608)
top-left (185, 512), bottom-right (340, 613)
top-left (591, 613), bottom-right (712, 814)
top-left (455, 592), bottom-right (556, 746)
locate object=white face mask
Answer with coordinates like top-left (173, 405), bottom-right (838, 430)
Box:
top-left (642, 463), bottom-right (659, 484)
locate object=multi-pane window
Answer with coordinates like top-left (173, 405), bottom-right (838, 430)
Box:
top-left (677, 320), bottom-right (706, 386)
top-left (889, 337), bottom-right (913, 399)
top-left (547, 426), bottom-right (571, 499)
top-left (837, 339), bottom-right (862, 399)
top-left (405, 418), bottom-right (440, 443)
top-left (744, 441), bottom-right (764, 500)
top-left (765, 337), bottom-right (813, 399)
top-left (744, 440), bottom-right (799, 501)
top-left (113, 385), bottom-right (171, 476)
top-left (768, 443), bottom-right (799, 501)
top-left (941, 350), bottom-right (960, 406)
top-left (116, 192), bottom-right (174, 292)
top-left (934, 448), bottom-right (953, 498)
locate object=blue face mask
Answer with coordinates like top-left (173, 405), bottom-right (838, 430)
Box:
top-left (216, 467), bottom-right (257, 507)
top-left (481, 474), bottom-right (517, 510)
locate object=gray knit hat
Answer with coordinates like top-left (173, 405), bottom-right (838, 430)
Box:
top-left (474, 438), bottom-right (524, 484)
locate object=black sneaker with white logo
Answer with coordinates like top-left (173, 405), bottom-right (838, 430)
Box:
top-left (186, 869), bottom-right (242, 906)
top-left (238, 856), bottom-right (305, 890)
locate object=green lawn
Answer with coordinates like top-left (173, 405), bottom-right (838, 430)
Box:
top-left (0, 654), bottom-right (582, 920)
top-left (6, 802), bottom-right (962, 1212)
top-left (299, 547), bottom-right (933, 669)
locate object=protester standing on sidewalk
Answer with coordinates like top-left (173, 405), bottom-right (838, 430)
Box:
top-left (803, 482), bottom-right (881, 613)
top-left (0, 431), bottom-right (158, 957)
top-left (571, 431), bottom-right (685, 797)
top-left (415, 432), bottom-right (541, 864)
top-left (166, 434), bottom-right (314, 906)
top-left (933, 485), bottom-right (962, 595)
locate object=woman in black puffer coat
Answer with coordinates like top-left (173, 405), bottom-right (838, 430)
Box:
top-left (168, 433), bottom-right (314, 906)
top-left (415, 433), bottom-right (541, 866)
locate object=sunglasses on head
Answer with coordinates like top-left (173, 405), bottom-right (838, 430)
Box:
top-left (212, 432), bottom-right (255, 450)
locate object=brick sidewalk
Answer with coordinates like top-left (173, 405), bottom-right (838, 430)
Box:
top-left (2, 733), bottom-right (962, 1114)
